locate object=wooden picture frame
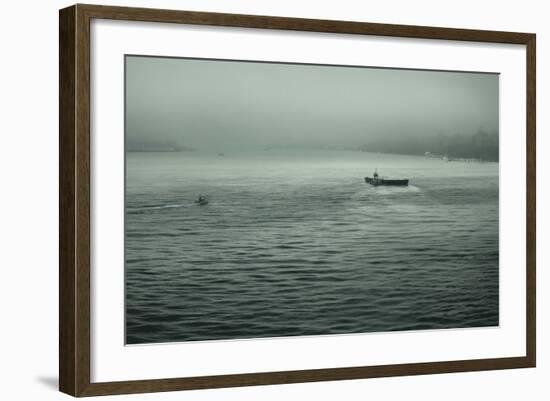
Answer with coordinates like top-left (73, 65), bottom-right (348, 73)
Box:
top-left (59, 3), bottom-right (536, 397)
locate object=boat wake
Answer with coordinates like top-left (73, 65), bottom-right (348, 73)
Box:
top-left (127, 203), bottom-right (186, 214)
top-left (369, 185), bottom-right (421, 195)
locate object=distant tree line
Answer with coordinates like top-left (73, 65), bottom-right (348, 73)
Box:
top-left (363, 130), bottom-right (499, 161)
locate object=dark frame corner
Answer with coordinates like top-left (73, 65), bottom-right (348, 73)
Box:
top-left (59, 3), bottom-right (536, 397)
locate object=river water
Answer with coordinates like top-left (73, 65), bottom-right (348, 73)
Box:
top-left (125, 149), bottom-right (499, 344)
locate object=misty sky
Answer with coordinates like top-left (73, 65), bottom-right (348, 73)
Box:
top-left (126, 55), bottom-right (498, 150)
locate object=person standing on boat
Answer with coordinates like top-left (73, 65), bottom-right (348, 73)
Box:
top-left (373, 169), bottom-right (379, 181)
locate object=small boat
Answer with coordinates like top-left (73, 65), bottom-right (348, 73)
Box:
top-left (365, 170), bottom-right (409, 186)
top-left (195, 195), bottom-right (209, 206)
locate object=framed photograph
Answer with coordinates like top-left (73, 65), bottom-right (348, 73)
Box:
top-left (59, 4), bottom-right (536, 397)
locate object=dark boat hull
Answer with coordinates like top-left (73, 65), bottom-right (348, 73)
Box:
top-left (365, 177), bottom-right (409, 186)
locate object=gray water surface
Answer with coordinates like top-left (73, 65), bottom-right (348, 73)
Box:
top-left (125, 150), bottom-right (498, 344)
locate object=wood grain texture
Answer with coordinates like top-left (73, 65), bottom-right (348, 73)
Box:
top-left (59, 4), bottom-right (92, 396)
top-left (525, 35), bottom-right (536, 367)
top-left (59, 3), bottom-right (536, 397)
top-left (75, 4), bottom-right (92, 396)
top-left (78, 3), bottom-right (532, 44)
top-left (78, 357), bottom-right (533, 397)
top-left (59, 5), bottom-right (77, 396)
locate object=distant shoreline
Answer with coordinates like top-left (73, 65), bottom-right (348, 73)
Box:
top-left (125, 147), bottom-right (498, 163)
